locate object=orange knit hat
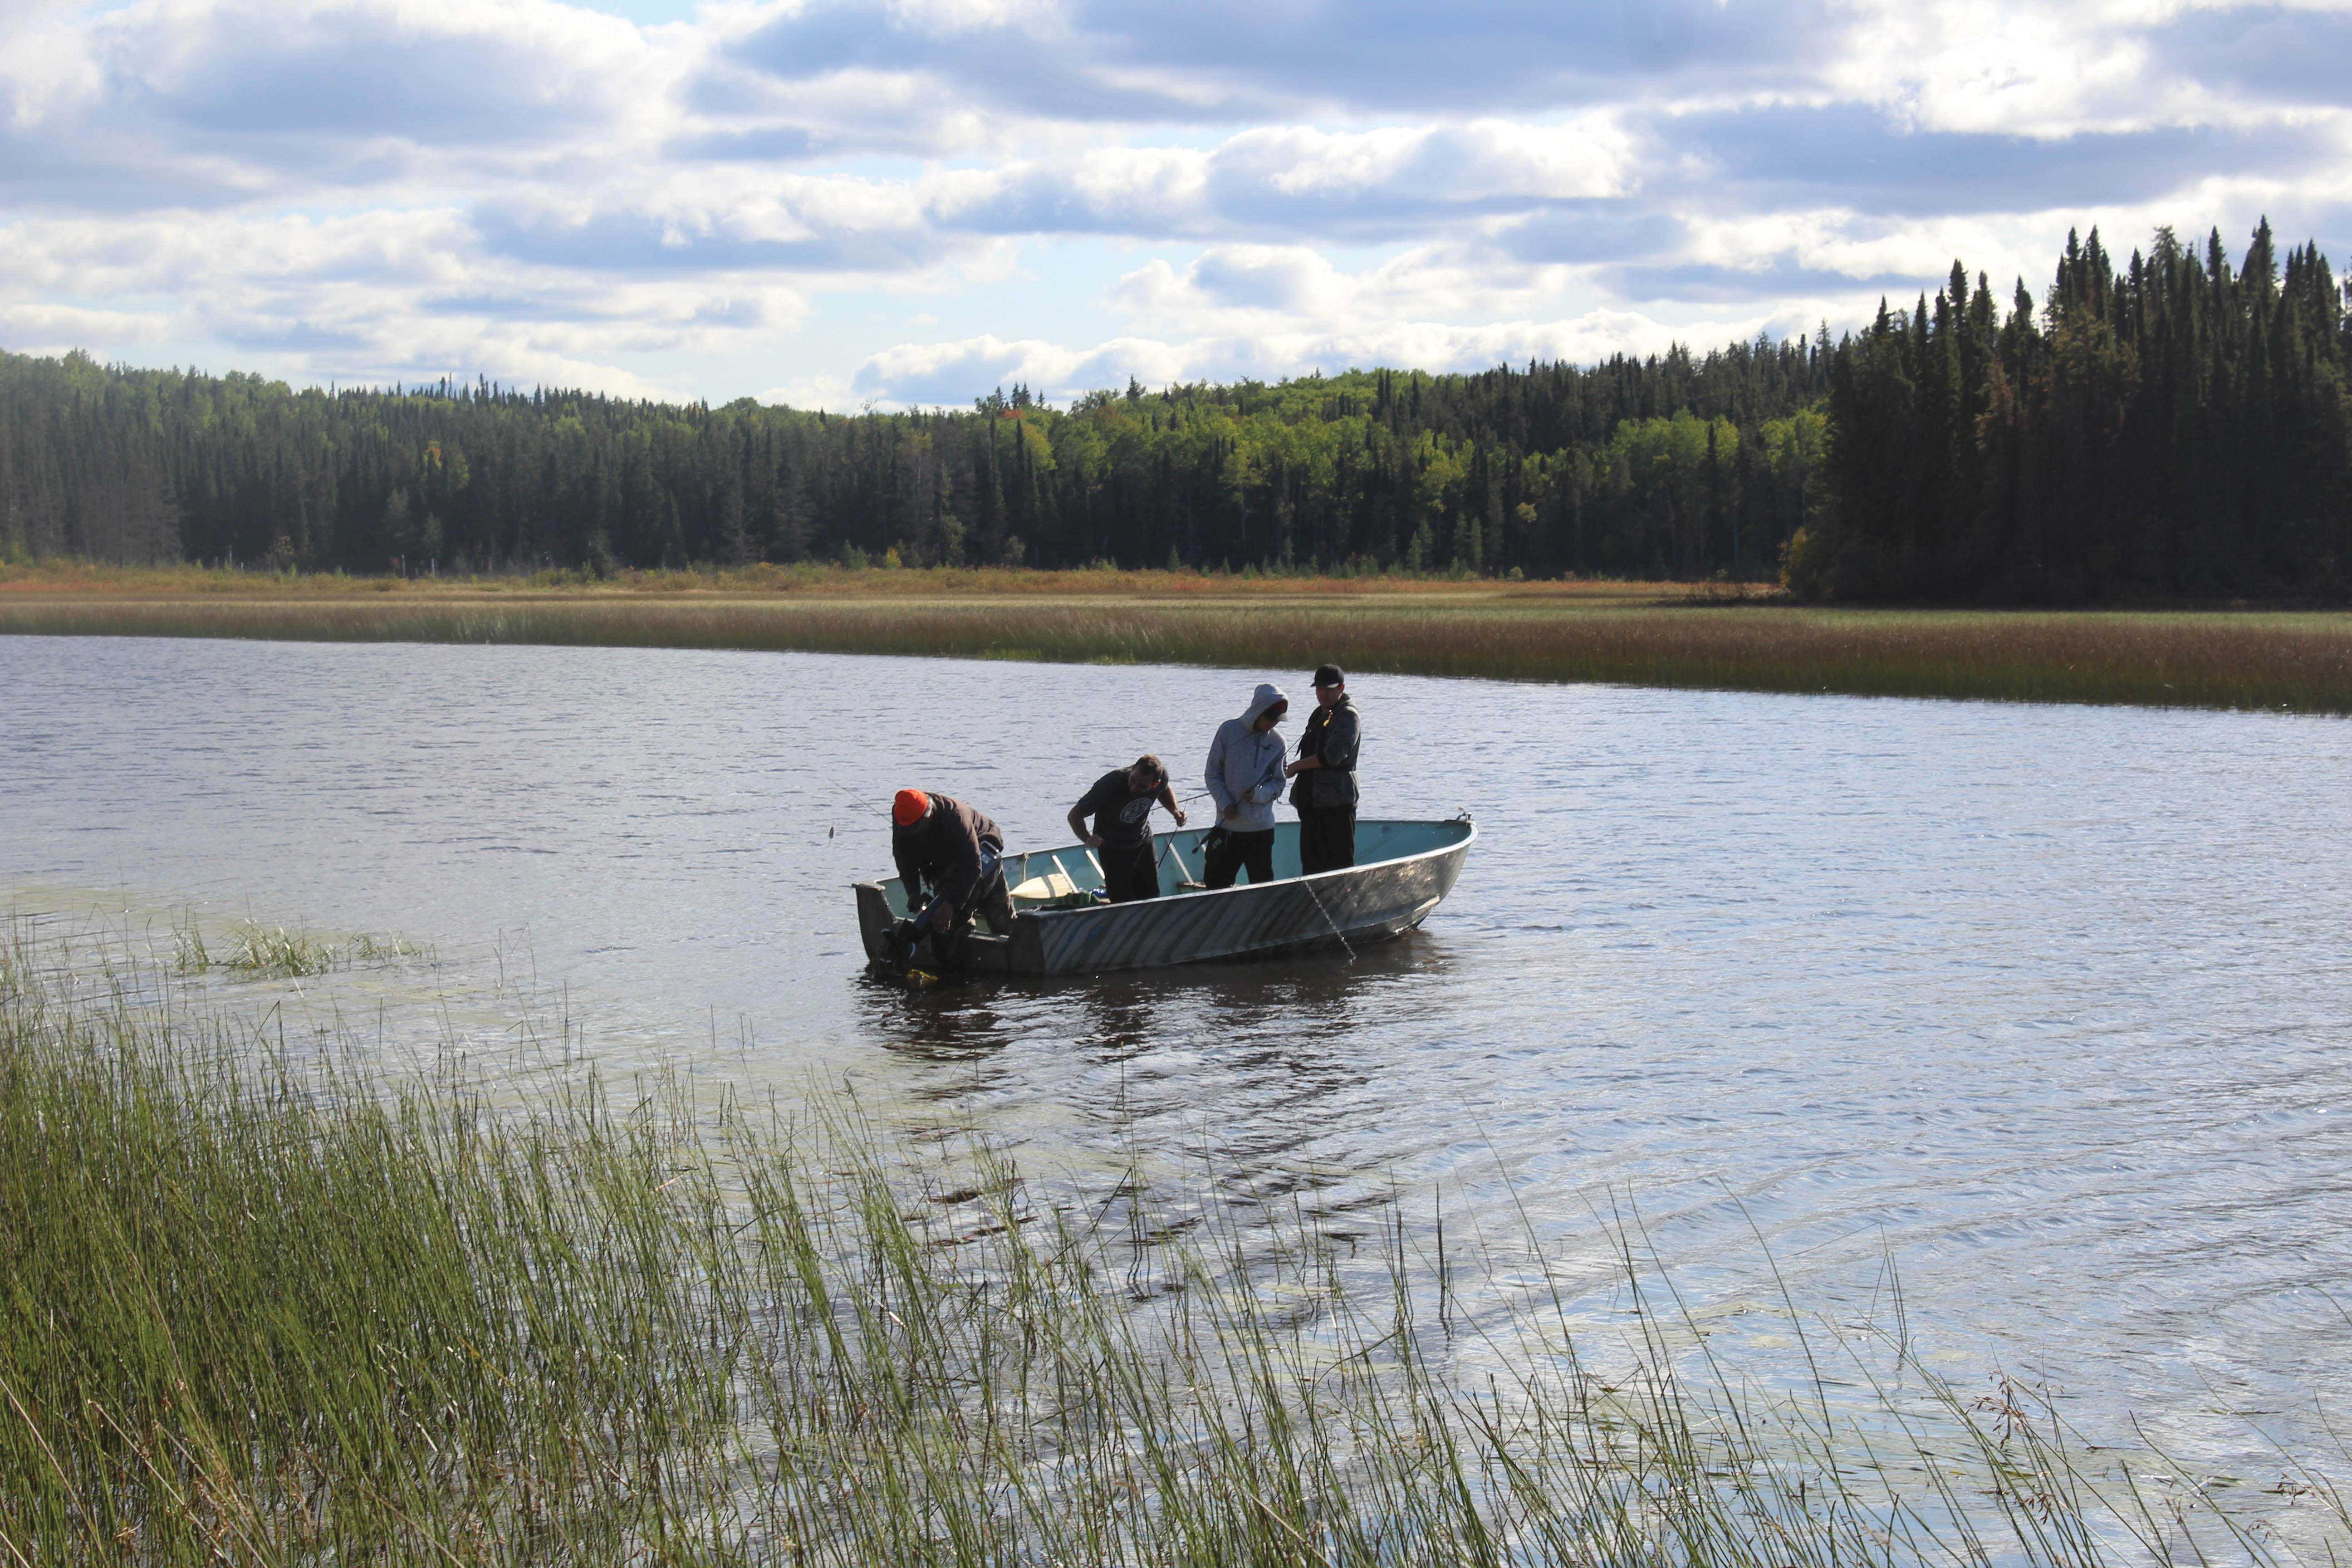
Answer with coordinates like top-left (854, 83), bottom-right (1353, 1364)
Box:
top-left (893, 789), bottom-right (931, 827)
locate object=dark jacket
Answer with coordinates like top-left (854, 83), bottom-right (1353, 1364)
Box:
top-left (1291, 695), bottom-right (1361, 809)
top-left (892, 796), bottom-right (1004, 909)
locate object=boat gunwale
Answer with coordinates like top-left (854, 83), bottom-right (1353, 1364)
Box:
top-left (851, 817), bottom-right (1475, 919)
top-left (1008, 815), bottom-right (1475, 925)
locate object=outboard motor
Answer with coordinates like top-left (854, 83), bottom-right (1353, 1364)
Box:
top-left (872, 892), bottom-right (953, 986)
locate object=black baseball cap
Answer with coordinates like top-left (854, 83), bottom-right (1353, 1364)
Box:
top-left (1312, 663), bottom-right (1345, 687)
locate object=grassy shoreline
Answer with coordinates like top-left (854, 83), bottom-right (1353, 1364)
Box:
top-left (4, 915), bottom-right (2340, 1563)
top-left (6, 564), bottom-right (2352, 713)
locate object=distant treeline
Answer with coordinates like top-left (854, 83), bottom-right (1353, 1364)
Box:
top-left (0, 343), bottom-right (1830, 584)
top-left (0, 221), bottom-right (2344, 600)
top-left (1795, 220), bottom-right (2352, 601)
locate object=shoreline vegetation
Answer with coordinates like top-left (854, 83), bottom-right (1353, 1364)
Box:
top-left (3, 912), bottom-right (2343, 1562)
top-left (6, 562), bottom-right (2352, 714)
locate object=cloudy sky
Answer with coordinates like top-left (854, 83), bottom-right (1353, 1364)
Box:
top-left (2, 0), bottom-right (2345, 408)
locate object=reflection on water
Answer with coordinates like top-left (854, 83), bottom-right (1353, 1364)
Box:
top-left (5, 632), bottom-right (2352, 1486)
top-left (869, 933), bottom-right (1462, 1196)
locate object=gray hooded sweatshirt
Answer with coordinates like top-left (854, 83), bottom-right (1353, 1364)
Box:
top-left (1205, 683), bottom-right (1290, 834)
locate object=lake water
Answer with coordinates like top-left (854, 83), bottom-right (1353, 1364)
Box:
top-left (5, 632), bottom-right (2350, 1497)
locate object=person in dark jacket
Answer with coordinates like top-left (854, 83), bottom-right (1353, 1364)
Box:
top-left (1068, 755), bottom-right (1187, 902)
top-left (1285, 663), bottom-right (1361, 875)
top-left (891, 789), bottom-right (1014, 960)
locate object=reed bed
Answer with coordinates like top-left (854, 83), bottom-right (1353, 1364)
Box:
top-left (5, 591), bottom-right (2351, 713)
top-left (2, 917), bottom-right (2341, 1564)
top-left (169, 918), bottom-right (429, 979)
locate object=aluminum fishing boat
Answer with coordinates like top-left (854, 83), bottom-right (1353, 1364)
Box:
top-left (855, 816), bottom-right (1474, 975)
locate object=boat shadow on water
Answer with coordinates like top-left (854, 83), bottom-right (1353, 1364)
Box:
top-left (860, 924), bottom-right (1463, 1062)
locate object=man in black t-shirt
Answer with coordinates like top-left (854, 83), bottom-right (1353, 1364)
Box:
top-left (1066, 755), bottom-right (1188, 902)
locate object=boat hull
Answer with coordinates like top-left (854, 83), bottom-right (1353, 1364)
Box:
top-left (855, 818), bottom-right (1474, 976)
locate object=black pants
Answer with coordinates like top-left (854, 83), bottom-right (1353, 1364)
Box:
top-left (1101, 838), bottom-right (1159, 902)
top-left (1203, 827), bottom-right (1274, 889)
top-left (934, 855), bottom-right (1014, 966)
top-left (1297, 806), bottom-right (1357, 876)
top-left (964, 880), bottom-right (1015, 933)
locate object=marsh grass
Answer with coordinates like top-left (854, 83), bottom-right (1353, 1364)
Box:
top-left (171, 917), bottom-right (430, 979)
top-left (5, 584), bottom-right (2350, 713)
top-left (2, 921), bottom-right (2343, 1563)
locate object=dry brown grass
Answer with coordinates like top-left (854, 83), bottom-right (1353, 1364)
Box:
top-left (4, 568), bottom-right (2348, 713)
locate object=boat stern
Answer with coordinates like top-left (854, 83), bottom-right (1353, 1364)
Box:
top-left (853, 881), bottom-right (902, 964)
top-left (853, 878), bottom-right (1045, 974)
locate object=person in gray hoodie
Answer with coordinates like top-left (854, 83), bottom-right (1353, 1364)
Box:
top-left (1202, 683), bottom-right (1289, 888)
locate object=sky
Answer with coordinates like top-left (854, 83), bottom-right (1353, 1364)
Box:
top-left (2, 0), bottom-right (2347, 410)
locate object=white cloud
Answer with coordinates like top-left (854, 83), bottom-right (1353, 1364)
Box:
top-left (1211, 119), bottom-right (1632, 208)
top-left (0, 300), bottom-right (173, 354)
top-left (0, 0), bottom-right (2345, 401)
top-left (846, 306), bottom-right (1796, 408)
top-left (1109, 244), bottom-right (1580, 335)
top-left (0, 206), bottom-right (809, 393)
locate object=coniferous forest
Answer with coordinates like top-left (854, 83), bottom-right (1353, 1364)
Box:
top-left (1, 222), bottom-right (2344, 602)
top-left (1796, 221), bottom-right (2352, 601)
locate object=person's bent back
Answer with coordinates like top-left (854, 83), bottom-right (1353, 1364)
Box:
top-left (890, 789), bottom-right (1014, 960)
top-left (1068, 755), bottom-right (1186, 903)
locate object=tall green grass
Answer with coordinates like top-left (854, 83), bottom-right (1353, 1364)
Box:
top-left (0, 918), bottom-right (2342, 1562)
top-left (168, 917), bottom-right (428, 978)
top-left (5, 593), bottom-right (2350, 713)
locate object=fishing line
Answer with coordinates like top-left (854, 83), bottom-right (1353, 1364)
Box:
top-left (800, 768), bottom-right (875, 811)
top-left (1299, 875), bottom-right (1357, 963)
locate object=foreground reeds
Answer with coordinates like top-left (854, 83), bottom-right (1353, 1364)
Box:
top-left (2, 917), bottom-right (2342, 1563)
top-left (5, 584), bottom-right (2352, 714)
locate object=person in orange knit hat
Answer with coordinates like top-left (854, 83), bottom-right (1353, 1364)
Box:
top-left (890, 789), bottom-right (1013, 962)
